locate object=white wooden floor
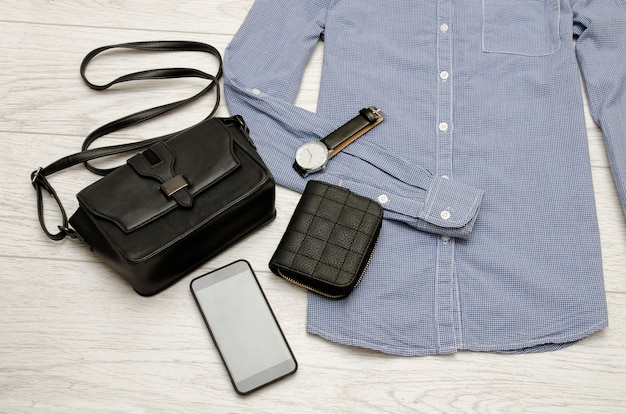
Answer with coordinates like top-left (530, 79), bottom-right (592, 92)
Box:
top-left (1, 2), bottom-right (625, 413)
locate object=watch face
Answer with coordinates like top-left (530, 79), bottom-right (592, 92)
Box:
top-left (295, 141), bottom-right (329, 171)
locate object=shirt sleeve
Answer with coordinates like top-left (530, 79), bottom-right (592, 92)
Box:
top-left (572, 0), bottom-right (626, 212)
top-left (223, 0), bottom-right (485, 239)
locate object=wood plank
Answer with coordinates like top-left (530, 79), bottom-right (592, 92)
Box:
top-left (3, 0), bottom-right (252, 35)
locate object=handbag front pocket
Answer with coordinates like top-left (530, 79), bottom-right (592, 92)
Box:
top-left (482, 0), bottom-right (561, 56)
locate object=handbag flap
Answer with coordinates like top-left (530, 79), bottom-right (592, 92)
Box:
top-left (76, 118), bottom-right (240, 233)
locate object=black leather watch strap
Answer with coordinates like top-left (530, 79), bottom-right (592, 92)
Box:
top-left (321, 107), bottom-right (383, 158)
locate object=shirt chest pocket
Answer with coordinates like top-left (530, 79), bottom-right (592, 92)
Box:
top-left (482, 0), bottom-right (561, 56)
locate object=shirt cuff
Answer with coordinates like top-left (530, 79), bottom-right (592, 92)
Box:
top-left (414, 175), bottom-right (485, 239)
top-left (338, 175), bottom-right (484, 240)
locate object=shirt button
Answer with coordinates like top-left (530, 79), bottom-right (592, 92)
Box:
top-left (440, 23), bottom-right (449, 33)
top-left (442, 236), bottom-right (451, 243)
top-left (378, 194), bottom-right (389, 204)
top-left (440, 71), bottom-right (450, 80)
top-left (251, 88), bottom-right (261, 95)
top-left (440, 210), bottom-right (451, 220)
top-left (438, 122), bottom-right (449, 132)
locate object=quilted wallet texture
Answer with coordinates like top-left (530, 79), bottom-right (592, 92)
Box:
top-left (269, 180), bottom-right (383, 299)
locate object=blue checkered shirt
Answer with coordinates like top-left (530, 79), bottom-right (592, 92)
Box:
top-left (224, 0), bottom-right (624, 355)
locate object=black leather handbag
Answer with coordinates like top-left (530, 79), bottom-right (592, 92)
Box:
top-left (31, 41), bottom-right (275, 296)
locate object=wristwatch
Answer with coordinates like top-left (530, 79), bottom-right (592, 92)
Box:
top-left (293, 106), bottom-right (384, 177)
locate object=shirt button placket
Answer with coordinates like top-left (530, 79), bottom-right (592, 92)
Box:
top-left (437, 17), bottom-right (452, 174)
top-left (434, 0), bottom-right (457, 354)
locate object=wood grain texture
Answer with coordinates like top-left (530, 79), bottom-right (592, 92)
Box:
top-left (1, 2), bottom-right (625, 413)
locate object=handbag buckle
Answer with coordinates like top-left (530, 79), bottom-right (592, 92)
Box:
top-left (161, 175), bottom-right (189, 197)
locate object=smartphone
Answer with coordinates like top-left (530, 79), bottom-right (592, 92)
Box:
top-left (190, 260), bottom-right (297, 394)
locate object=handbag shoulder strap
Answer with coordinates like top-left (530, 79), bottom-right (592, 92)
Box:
top-left (31, 40), bottom-right (222, 241)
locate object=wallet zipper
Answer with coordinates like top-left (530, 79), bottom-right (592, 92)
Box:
top-left (277, 269), bottom-right (345, 299)
top-left (277, 231), bottom-right (380, 299)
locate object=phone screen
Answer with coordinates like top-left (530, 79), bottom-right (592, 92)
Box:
top-left (190, 260), bottom-right (297, 394)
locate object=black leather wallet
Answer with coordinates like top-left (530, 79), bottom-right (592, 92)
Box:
top-left (269, 180), bottom-right (383, 299)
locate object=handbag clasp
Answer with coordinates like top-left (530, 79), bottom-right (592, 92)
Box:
top-left (161, 175), bottom-right (189, 197)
